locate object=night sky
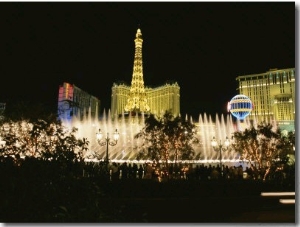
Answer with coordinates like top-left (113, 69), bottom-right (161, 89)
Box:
top-left (0, 2), bottom-right (295, 119)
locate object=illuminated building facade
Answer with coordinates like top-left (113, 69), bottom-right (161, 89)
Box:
top-left (111, 28), bottom-right (180, 117)
top-left (236, 68), bottom-right (295, 131)
top-left (145, 83), bottom-right (180, 116)
top-left (111, 82), bottom-right (180, 117)
top-left (57, 82), bottom-right (100, 122)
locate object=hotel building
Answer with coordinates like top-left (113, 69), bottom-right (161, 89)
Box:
top-left (111, 82), bottom-right (180, 118)
top-left (236, 68), bottom-right (295, 131)
top-left (57, 82), bottom-right (100, 122)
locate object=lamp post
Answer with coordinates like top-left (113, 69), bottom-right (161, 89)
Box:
top-left (211, 136), bottom-right (230, 177)
top-left (96, 129), bottom-right (119, 170)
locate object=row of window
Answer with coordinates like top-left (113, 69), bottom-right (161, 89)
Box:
top-left (237, 69), bottom-right (295, 84)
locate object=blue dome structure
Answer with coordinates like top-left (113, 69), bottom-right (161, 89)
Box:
top-left (227, 94), bottom-right (253, 120)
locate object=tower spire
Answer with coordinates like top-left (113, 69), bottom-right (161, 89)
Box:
top-left (124, 28), bottom-right (150, 113)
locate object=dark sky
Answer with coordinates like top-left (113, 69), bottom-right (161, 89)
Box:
top-left (0, 2), bottom-right (295, 119)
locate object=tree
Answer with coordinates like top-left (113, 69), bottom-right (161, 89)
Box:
top-left (231, 121), bottom-right (288, 181)
top-left (134, 111), bottom-right (198, 169)
top-left (0, 119), bottom-right (89, 163)
top-left (276, 130), bottom-right (295, 162)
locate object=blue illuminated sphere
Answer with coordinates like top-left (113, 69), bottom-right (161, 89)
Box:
top-left (227, 94), bottom-right (253, 120)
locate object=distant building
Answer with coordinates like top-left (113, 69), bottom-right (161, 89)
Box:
top-left (236, 68), bottom-right (295, 131)
top-left (57, 82), bottom-right (100, 122)
top-left (0, 103), bottom-right (5, 119)
top-left (111, 28), bottom-right (180, 118)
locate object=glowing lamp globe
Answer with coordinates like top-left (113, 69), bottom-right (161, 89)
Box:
top-left (227, 94), bottom-right (253, 120)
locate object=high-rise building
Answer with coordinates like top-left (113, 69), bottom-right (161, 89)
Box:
top-left (111, 28), bottom-right (180, 117)
top-left (57, 82), bottom-right (100, 122)
top-left (0, 103), bottom-right (5, 120)
top-left (236, 68), bottom-right (295, 131)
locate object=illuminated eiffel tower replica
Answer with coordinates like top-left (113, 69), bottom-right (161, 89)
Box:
top-left (124, 28), bottom-right (150, 117)
top-left (111, 28), bottom-right (180, 119)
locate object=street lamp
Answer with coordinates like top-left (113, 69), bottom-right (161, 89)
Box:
top-left (211, 136), bottom-right (230, 177)
top-left (96, 129), bottom-right (119, 169)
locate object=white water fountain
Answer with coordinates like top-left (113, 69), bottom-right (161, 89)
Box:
top-left (65, 108), bottom-right (146, 163)
top-left (63, 108), bottom-right (259, 167)
top-left (0, 105), bottom-right (278, 171)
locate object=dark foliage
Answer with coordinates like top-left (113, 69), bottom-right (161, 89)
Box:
top-left (0, 156), bottom-right (295, 222)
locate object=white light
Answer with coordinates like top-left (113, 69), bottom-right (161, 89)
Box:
top-left (0, 140), bottom-right (6, 147)
top-left (224, 137), bottom-right (230, 147)
top-left (261, 192), bottom-right (295, 196)
top-left (279, 199), bottom-right (295, 204)
top-left (96, 129), bottom-right (103, 140)
top-left (113, 129), bottom-right (120, 141)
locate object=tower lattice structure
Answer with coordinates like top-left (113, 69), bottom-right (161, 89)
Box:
top-left (124, 28), bottom-right (150, 113)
